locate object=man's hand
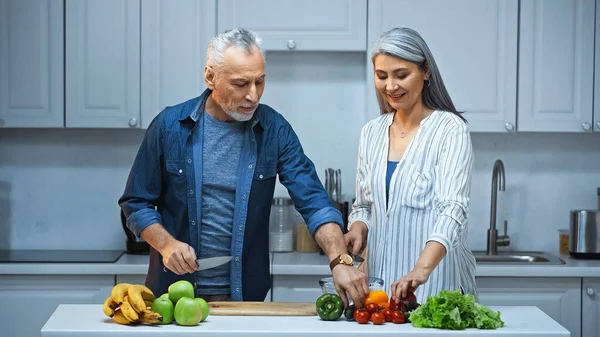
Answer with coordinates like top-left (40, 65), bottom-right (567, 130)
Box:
top-left (161, 241), bottom-right (198, 275)
top-left (331, 264), bottom-right (369, 308)
top-left (344, 221), bottom-right (368, 255)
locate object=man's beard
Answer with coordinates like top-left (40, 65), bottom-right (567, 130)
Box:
top-left (224, 106), bottom-right (256, 122)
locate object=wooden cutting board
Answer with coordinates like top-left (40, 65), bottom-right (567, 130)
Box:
top-left (207, 301), bottom-right (317, 316)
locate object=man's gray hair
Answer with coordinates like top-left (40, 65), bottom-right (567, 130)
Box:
top-left (206, 28), bottom-right (265, 68)
top-left (369, 27), bottom-right (466, 122)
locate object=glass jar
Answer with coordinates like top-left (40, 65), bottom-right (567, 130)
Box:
top-left (269, 197), bottom-right (294, 252)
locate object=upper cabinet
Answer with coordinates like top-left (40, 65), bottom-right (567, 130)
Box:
top-left (366, 0), bottom-right (519, 132)
top-left (518, 0), bottom-right (595, 132)
top-left (0, 0), bottom-right (64, 128)
top-left (66, 0), bottom-right (141, 128)
top-left (217, 0), bottom-right (367, 51)
top-left (140, 0), bottom-right (216, 128)
top-left (595, 0), bottom-right (600, 132)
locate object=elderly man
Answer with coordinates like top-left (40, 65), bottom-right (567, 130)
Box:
top-left (119, 28), bottom-right (368, 306)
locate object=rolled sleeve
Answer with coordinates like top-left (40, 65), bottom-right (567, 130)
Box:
top-left (306, 207), bottom-right (343, 237)
top-left (127, 208), bottom-right (163, 238)
top-left (427, 124), bottom-right (473, 253)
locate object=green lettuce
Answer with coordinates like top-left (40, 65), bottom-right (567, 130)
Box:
top-left (408, 290), bottom-right (504, 330)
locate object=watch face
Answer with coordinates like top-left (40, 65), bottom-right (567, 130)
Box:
top-left (341, 254), bottom-right (353, 265)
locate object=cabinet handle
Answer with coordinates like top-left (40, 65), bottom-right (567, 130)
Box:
top-left (582, 122), bottom-right (591, 131)
top-left (504, 122), bottom-right (514, 132)
top-left (287, 40), bottom-right (296, 50)
top-left (128, 117), bottom-right (138, 127)
top-left (596, 121), bottom-right (600, 131)
top-left (587, 287), bottom-right (595, 296)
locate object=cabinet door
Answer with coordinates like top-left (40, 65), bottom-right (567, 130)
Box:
top-left (271, 275), bottom-right (324, 302)
top-left (594, 0), bottom-right (600, 133)
top-left (367, 0), bottom-right (518, 132)
top-left (0, 0), bottom-right (64, 127)
top-left (65, 0), bottom-right (141, 128)
top-left (0, 275), bottom-right (114, 337)
top-left (477, 277), bottom-right (581, 337)
top-left (217, 0), bottom-right (367, 51)
top-left (582, 278), bottom-right (600, 337)
top-left (141, 0), bottom-right (216, 129)
top-left (518, 0), bottom-right (595, 132)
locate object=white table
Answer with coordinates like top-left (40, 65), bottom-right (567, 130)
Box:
top-left (41, 304), bottom-right (570, 337)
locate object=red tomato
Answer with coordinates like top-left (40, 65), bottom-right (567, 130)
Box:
top-left (354, 309), bottom-right (370, 324)
top-left (371, 312), bottom-right (385, 325)
top-left (381, 308), bottom-right (393, 322)
top-left (392, 311), bottom-right (406, 324)
top-left (389, 298), bottom-right (397, 311)
top-left (366, 303), bottom-right (379, 315)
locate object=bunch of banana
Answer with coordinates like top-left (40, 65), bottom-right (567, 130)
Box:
top-left (102, 283), bottom-right (162, 325)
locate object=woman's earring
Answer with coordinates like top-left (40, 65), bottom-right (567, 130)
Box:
top-left (425, 79), bottom-right (431, 88)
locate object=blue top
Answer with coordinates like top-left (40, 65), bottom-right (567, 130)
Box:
top-left (119, 88), bottom-right (343, 301)
top-left (194, 111), bottom-right (244, 295)
top-left (386, 160), bottom-right (398, 205)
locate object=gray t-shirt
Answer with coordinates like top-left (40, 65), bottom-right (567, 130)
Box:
top-left (194, 111), bottom-right (245, 295)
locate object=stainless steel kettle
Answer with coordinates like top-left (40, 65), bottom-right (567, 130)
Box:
top-left (569, 209), bottom-right (600, 259)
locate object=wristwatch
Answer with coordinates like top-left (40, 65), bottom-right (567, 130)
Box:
top-left (329, 253), bottom-right (354, 271)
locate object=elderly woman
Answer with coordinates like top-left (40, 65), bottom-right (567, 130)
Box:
top-left (345, 27), bottom-right (477, 305)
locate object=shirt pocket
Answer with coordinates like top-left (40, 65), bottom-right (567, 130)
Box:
top-left (253, 164), bottom-right (277, 182)
top-left (357, 164), bottom-right (374, 203)
top-left (165, 160), bottom-right (187, 194)
top-left (399, 164), bottom-right (436, 209)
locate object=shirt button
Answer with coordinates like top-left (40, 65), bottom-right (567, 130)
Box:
top-left (259, 174), bottom-right (263, 179)
top-left (238, 226), bottom-right (243, 230)
top-left (189, 190), bottom-right (194, 195)
top-left (187, 158), bottom-right (192, 163)
top-left (242, 195), bottom-right (246, 200)
top-left (235, 257), bottom-right (239, 261)
top-left (178, 169), bottom-right (183, 174)
top-left (248, 164), bottom-right (253, 169)
top-left (191, 221), bottom-right (196, 226)
top-left (236, 288), bottom-right (240, 292)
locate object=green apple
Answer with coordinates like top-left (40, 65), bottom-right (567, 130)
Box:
top-left (194, 297), bottom-right (210, 322)
top-left (174, 297), bottom-right (202, 326)
top-left (151, 293), bottom-right (174, 324)
top-left (168, 280), bottom-right (194, 305)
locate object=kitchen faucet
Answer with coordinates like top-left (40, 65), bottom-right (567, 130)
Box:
top-left (486, 159), bottom-right (510, 255)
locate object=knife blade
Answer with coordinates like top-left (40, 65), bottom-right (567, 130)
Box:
top-left (197, 256), bottom-right (233, 271)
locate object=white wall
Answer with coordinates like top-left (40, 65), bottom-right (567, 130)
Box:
top-left (0, 52), bottom-right (599, 255)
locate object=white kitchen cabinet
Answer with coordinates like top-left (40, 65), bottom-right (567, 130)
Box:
top-left (366, 0), bottom-right (518, 132)
top-left (65, 0), bottom-right (141, 128)
top-left (0, 275), bottom-right (114, 337)
top-left (140, 0), bottom-right (216, 128)
top-left (217, 0), bottom-right (367, 51)
top-left (0, 0), bottom-right (64, 128)
top-left (517, 0), bottom-right (595, 132)
top-left (594, 0), bottom-right (600, 133)
top-left (272, 275), bottom-right (325, 302)
top-left (477, 277), bottom-right (581, 337)
top-left (581, 278), bottom-right (600, 337)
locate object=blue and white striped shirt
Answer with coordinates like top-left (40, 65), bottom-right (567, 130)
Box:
top-left (349, 110), bottom-right (478, 304)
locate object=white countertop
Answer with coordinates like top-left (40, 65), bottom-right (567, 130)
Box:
top-left (41, 304), bottom-right (568, 337)
top-left (2, 251), bottom-right (600, 278)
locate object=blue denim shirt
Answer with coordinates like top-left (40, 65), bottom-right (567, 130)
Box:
top-left (119, 88), bottom-right (343, 301)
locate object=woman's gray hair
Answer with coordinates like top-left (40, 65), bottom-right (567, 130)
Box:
top-left (369, 27), bottom-right (466, 122)
top-left (206, 28), bottom-right (265, 69)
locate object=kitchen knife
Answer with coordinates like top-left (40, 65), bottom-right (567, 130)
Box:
top-left (197, 256), bottom-right (233, 271)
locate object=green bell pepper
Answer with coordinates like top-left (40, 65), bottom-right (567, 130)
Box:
top-left (316, 293), bottom-right (344, 321)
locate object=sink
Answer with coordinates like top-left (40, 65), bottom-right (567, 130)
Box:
top-left (471, 251), bottom-right (565, 265)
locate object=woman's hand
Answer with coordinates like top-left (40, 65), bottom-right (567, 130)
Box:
top-left (343, 221), bottom-right (368, 255)
top-left (391, 268), bottom-right (429, 303)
